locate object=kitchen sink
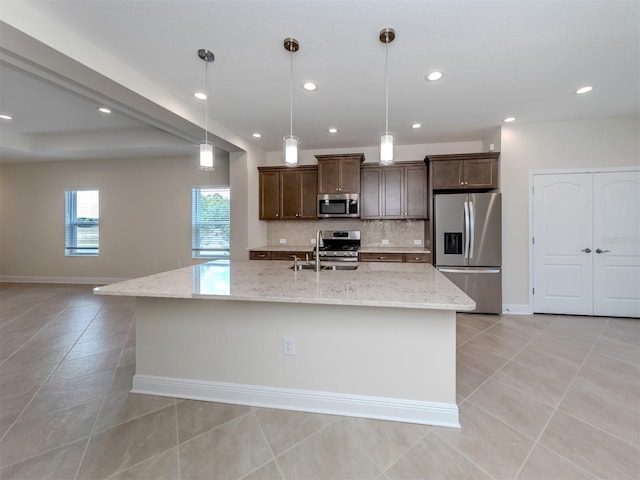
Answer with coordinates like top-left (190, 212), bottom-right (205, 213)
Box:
top-left (321, 264), bottom-right (358, 271)
top-left (289, 264), bottom-right (358, 271)
top-left (289, 263), bottom-right (316, 270)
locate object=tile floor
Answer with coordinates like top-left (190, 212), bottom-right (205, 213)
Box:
top-left (0, 283), bottom-right (638, 480)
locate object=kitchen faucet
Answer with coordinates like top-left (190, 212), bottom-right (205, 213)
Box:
top-left (315, 229), bottom-right (321, 272)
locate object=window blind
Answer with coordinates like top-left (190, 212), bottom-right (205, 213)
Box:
top-left (65, 189), bottom-right (99, 256)
top-left (192, 187), bottom-right (230, 258)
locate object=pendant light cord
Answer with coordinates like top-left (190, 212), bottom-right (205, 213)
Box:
top-left (204, 60), bottom-right (209, 144)
top-left (384, 40), bottom-right (389, 134)
top-left (289, 46), bottom-right (294, 138)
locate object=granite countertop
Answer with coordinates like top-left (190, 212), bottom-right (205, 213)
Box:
top-left (251, 245), bottom-right (431, 254)
top-left (94, 260), bottom-right (473, 311)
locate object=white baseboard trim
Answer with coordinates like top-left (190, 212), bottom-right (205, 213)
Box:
top-left (502, 304), bottom-right (533, 315)
top-left (132, 374), bottom-right (460, 428)
top-left (0, 275), bottom-right (128, 285)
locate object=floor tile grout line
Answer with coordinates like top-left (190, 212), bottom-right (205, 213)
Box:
top-left (243, 410), bottom-right (285, 480)
top-left (429, 428), bottom-right (500, 480)
top-left (0, 302), bottom-right (107, 445)
top-left (258, 412), bottom-right (341, 461)
top-left (0, 300), bottom-right (81, 370)
top-left (376, 427), bottom-right (437, 478)
top-left (453, 317), bottom-right (571, 479)
top-left (174, 401), bottom-right (182, 480)
top-left (511, 317), bottom-right (611, 480)
top-left (72, 305), bottom-right (135, 480)
top-left (457, 316), bottom-right (549, 405)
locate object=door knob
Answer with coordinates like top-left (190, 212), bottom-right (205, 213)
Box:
top-left (595, 248), bottom-right (610, 254)
top-left (581, 248), bottom-right (592, 253)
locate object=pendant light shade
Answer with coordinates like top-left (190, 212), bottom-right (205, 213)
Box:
top-left (199, 143), bottom-right (214, 170)
top-left (197, 48), bottom-right (215, 171)
top-left (283, 37), bottom-right (299, 168)
top-left (284, 135), bottom-right (299, 167)
top-left (379, 133), bottom-right (394, 166)
top-left (379, 28), bottom-right (395, 166)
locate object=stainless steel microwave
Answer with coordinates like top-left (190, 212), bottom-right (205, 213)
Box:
top-left (317, 193), bottom-right (360, 218)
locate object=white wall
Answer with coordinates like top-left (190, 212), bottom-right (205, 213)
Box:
top-left (0, 154), bottom-right (230, 282)
top-left (501, 116), bottom-right (640, 310)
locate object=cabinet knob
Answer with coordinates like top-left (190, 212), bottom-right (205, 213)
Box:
top-left (378, 256), bottom-right (386, 260)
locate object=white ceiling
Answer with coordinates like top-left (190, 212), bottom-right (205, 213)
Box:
top-left (0, 0), bottom-right (638, 162)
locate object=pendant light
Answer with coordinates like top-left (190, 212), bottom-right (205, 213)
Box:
top-left (379, 28), bottom-right (395, 166)
top-left (197, 48), bottom-right (215, 171)
top-left (283, 37), bottom-right (299, 168)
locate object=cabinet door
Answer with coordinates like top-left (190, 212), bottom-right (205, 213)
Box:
top-left (431, 160), bottom-right (463, 189)
top-left (317, 158), bottom-right (341, 193)
top-left (404, 164), bottom-right (427, 218)
top-left (259, 170), bottom-right (280, 220)
top-left (464, 158), bottom-right (498, 189)
top-left (361, 168), bottom-right (382, 218)
top-left (299, 169), bottom-right (318, 219)
top-left (340, 158), bottom-right (362, 193)
top-left (280, 170), bottom-right (301, 219)
top-left (381, 167), bottom-right (403, 217)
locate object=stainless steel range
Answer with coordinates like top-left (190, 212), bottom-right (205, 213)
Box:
top-left (317, 230), bottom-right (360, 262)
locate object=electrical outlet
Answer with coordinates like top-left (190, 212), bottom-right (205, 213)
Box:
top-left (381, 239), bottom-right (389, 245)
top-left (311, 238), bottom-right (316, 244)
top-left (283, 336), bottom-right (295, 355)
top-left (279, 238), bottom-right (287, 244)
top-left (413, 239), bottom-right (422, 245)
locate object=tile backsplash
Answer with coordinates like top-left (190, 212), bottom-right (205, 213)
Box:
top-left (266, 220), bottom-right (426, 248)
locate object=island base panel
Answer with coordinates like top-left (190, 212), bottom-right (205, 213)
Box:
top-left (133, 297), bottom-right (459, 427)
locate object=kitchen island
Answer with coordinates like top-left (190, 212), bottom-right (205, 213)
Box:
top-left (94, 260), bottom-right (474, 427)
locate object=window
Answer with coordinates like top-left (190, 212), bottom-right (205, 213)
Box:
top-left (65, 189), bottom-right (99, 256)
top-left (192, 187), bottom-right (230, 259)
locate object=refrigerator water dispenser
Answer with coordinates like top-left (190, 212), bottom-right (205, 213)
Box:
top-left (444, 232), bottom-right (463, 255)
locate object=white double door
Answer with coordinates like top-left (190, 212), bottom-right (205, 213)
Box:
top-left (532, 170), bottom-right (640, 318)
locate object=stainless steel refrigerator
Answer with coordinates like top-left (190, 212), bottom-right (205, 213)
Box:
top-left (434, 192), bottom-right (502, 314)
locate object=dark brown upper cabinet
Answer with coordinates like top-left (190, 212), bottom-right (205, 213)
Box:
top-left (258, 166), bottom-right (318, 220)
top-left (428, 152), bottom-right (500, 191)
top-left (315, 153), bottom-right (364, 194)
top-left (360, 161), bottom-right (427, 220)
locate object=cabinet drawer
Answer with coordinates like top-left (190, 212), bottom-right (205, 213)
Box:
top-left (359, 252), bottom-right (404, 263)
top-left (250, 251), bottom-right (271, 260)
top-left (405, 253), bottom-right (432, 263)
top-left (270, 251), bottom-right (311, 261)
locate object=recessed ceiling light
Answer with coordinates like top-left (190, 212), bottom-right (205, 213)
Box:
top-left (194, 92), bottom-right (207, 100)
top-left (327, 127), bottom-right (339, 134)
top-left (411, 123), bottom-right (422, 129)
top-left (0, 114), bottom-right (12, 120)
top-left (426, 71), bottom-right (443, 81)
top-left (252, 133), bottom-right (262, 138)
top-left (503, 116), bottom-right (516, 123)
top-left (302, 82), bottom-right (317, 91)
top-left (575, 86), bottom-right (593, 95)
top-left (98, 107), bottom-right (112, 114)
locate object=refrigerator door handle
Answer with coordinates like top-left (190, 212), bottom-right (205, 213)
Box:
top-left (468, 200), bottom-right (475, 259)
top-left (438, 268), bottom-right (501, 274)
top-left (463, 201), bottom-right (470, 259)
